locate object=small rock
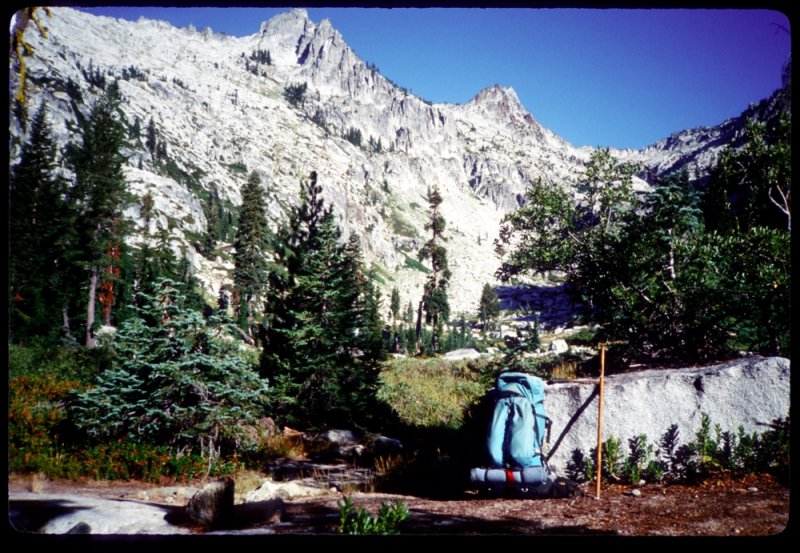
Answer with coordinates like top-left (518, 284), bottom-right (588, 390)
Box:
top-left (258, 417), bottom-right (277, 437)
top-left (186, 477), bottom-right (235, 527)
top-left (549, 339), bottom-right (569, 354)
top-left (747, 486), bottom-right (758, 493)
top-left (733, 527), bottom-right (742, 534)
top-left (631, 489), bottom-right (642, 497)
top-left (324, 429), bottom-right (358, 444)
top-left (638, 480), bottom-right (646, 486)
top-left (444, 348), bottom-right (482, 360)
top-left (66, 521), bottom-right (91, 534)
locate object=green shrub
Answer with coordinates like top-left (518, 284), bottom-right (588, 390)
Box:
top-left (8, 374), bottom-right (85, 474)
top-left (403, 254), bottom-right (430, 274)
top-left (338, 496), bottom-right (409, 535)
top-left (622, 434), bottom-right (654, 483)
top-left (9, 340), bottom-right (104, 384)
top-left (572, 413), bottom-right (790, 486)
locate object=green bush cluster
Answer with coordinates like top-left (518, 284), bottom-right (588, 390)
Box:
top-left (338, 496), bottom-right (409, 535)
top-left (566, 413), bottom-right (790, 485)
top-left (8, 374), bottom-right (85, 474)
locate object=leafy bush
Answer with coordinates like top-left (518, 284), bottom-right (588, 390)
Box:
top-left (8, 374), bottom-right (85, 474)
top-left (571, 413), bottom-right (790, 485)
top-left (495, 133), bottom-right (791, 362)
top-left (338, 496), bottom-right (409, 535)
top-left (9, 340), bottom-right (105, 384)
top-left (622, 434), bottom-right (654, 483)
top-left (566, 448), bottom-right (590, 483)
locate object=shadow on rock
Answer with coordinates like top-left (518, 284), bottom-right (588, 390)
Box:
top-left (9, 499), bottom-right (94, 533)
top-left (164, 495), bottom-right (286, 532)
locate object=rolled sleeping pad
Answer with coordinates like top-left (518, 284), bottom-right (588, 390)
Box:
top-left (470, 466), bottom-right (549, 486)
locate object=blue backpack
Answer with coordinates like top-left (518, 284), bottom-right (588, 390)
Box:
top-left (486, 372), bottom-right (551, 468)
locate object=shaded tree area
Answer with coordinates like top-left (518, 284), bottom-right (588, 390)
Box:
top-left (10, 84), bottom-right (206, 348)
top-left (10, 82), bottom-right (133, 347)
top-left (260, 172), bottom-right (387, 431)
top-left (283, 82), bottom-right (307, 108)
top-left (495, 131), bottom-right (790, 362)
top-left (703, 114), bottom-right (791, 233)
top-left (478, 283), bottom-right (501, 334)
top-left (9, 101), bottom-right (72, 341)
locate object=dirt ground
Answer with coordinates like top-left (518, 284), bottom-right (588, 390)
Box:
top-left (8, 472), bottom-right (791, 537)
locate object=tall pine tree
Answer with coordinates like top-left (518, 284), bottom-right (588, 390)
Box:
top-left (417, 184), bottom-right (451, 353)
top-left (233, 171), bottom-right (271, 340)
top-left (9, 101), bottom-right (71, 341)
top-left (260, 172), bottom-right (385, 430)
top-left (66, 80), bottom-right (131, 347)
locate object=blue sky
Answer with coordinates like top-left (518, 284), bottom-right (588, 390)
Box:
top-left (77, 6), bottom-right (790, 150)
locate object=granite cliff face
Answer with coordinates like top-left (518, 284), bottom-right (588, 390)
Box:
top-left (9, 8), bottom-right (786, 313)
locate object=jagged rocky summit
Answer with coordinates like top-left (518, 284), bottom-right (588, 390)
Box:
top-left (9, 7), bottom-right (788, 314)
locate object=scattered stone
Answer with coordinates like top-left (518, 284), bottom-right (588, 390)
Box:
top-left (367, 434), bottom-right (404, 456)
top-left (282, 426), bottom-right (304, 438)
top-left (549, 339), bottom-right (569, 354)
top-left (66, 521), bottom-right (91, 534)
top-left (258, 417), bottom-right (277, 437)
top-left (244, 479), bottom-right (327, 502)
top-left (186, 477), bottom-right (235, 527)
top-left (444, 348), bottom-right (482, 360)
top-left (747, 487), bottom-right (759, 493)
top-left (29, 472), bottom-right (46, 493)
top-left (631, 489), bottom-right (642, 497)
top-left (323, 429), bottom-right (358, 444)
top-left (638, 480), bottom-right (646, 486)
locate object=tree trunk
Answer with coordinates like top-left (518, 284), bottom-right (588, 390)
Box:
top-left (415, 300), bottom-right (424, 354)
top-left (233, 324), bottom-right (256, 346)
top-left (85, 266), bottom-right (98, 348)
top-left (62, 305), bottom-right (71, 335)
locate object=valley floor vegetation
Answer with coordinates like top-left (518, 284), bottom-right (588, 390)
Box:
top-left (8, 69), bottom-right (790, 490)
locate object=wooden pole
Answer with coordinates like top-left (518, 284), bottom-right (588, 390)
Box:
top-left (595, 343), bottom-right (606, 499)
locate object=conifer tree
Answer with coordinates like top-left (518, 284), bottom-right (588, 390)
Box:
top-left (261, 172), bottom-right (385, 430)
top-left (67, 80), bottom-right (131, 347)
top-left (9, 101), bottom-right (71, 340)
top-left (145, 117), bottom-right (157, 155)
top-left (390, 286), bottom-right (401, 328)
top-left (70, 279), bottom-right (270, 458)
top-left (417, 184), bottom-right (451, 352)
top-left (478, 283), bottom-right (501, 333)
top-left (233, 171), bottom-right (271, 338)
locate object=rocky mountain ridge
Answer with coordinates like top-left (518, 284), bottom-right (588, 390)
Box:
top-left (9, 7), bottom-right (787, 315)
